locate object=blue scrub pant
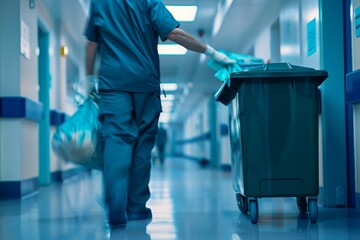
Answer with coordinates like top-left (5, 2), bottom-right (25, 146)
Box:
top-left (98, 90), bottom-right (161, 222)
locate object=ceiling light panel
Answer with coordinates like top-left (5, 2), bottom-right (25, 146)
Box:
top-left (161, 94), bottom-right (175, 101)
top-left (158, 44), bottom-right (187, 55)
top-left (166, 5), bottom-right (198, 22)
top-left (161, 83), bottom-right (178, 91)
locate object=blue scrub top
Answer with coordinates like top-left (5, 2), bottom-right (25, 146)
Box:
top-left (84, 0), bottom-right (179, 92)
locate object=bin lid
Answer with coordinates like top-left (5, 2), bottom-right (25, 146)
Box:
top-left (230, 63), bottom-right (328, 85)
top-left (215, 63), bottom-right (328, 106)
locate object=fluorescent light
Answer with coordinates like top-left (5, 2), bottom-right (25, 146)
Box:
top-left (166, 5), bottom-right (197, 22)
top-left (159, 113), bottom-right (173, 118)
top-left (162, 105), bottom-right (173, 113)
top-left (280, 45), bottom-right (300, 56)
top-left (159, 113), bottom-right (175, 123)
top-left (158, 44), bottom-right (187, 55)
top-left (161, 94), bottom-right (175, 101)
top-left (161, 101), bottom-right (174, 107)
top-left (161, 83), bottom-right (178, 91)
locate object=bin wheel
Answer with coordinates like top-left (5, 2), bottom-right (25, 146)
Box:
top-left (236, 194), bottom-right (248, 213)
top-left (296, 196), bottom-right (307, 213)
top-left (249, 199), bottom-right (258, 224)
top-left (308, 198), bottom-right (318, 223)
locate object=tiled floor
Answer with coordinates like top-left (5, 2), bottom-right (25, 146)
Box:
top-left (1, 157), bottom-right (359, 240)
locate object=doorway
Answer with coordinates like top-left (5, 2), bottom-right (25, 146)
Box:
top-left (38, 21), bottom-right (50, 185)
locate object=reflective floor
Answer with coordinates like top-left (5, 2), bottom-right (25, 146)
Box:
top-left (1, 157), bottom-right (360, 240)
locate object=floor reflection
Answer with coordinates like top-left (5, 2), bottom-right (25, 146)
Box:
top-left (109, 219), bottom-right (151, 240)
top-left (0, 158), bottom-right (359, 240)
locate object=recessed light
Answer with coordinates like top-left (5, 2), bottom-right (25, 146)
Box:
top-left (166, 5), bottom-right (198, 22)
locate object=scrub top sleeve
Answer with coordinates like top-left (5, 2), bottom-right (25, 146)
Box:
top-left (150, 0), bottom-right (180, 42)
top-left (84, 2), bottom-right (100, 42)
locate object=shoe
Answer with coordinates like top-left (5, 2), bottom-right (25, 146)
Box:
top-left (109, 211), bottom-right (127, 227)
top-left (109, 215), bottom-right (127, 226)
top-left (127, 207), bottom-right (152, 220)
top-left (108, 221), bottom-right (127, 229)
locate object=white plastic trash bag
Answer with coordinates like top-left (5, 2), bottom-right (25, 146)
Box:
top-left (52, 97), bottom-right (103, 170)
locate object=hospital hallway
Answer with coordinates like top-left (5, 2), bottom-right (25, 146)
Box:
top-left (0, 157), bottom-right (359, 240)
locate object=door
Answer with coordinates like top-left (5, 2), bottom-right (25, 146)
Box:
top-left (38, 22), bottom-right (50, 185)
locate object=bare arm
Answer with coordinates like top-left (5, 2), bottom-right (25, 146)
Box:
top-left (86, 41), bottom-right (98, 75)
top-left (166, 28), bottom-right (207, 53)
top-left (166, 28), bottom-right (235, 64)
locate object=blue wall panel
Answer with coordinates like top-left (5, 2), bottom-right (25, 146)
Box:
top-left (0, 97), bottom-right (42, 122)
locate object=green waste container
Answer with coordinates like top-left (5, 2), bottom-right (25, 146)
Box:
top-left (215, 63), bottom-right (328, 224)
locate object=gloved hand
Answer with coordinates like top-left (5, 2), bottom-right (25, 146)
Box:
top-left (75, 75), bottom-right (98, 104)
top-left (205, 45), bottom-right (236, 65)
top-left (84, 75), bottom-right (98, 94)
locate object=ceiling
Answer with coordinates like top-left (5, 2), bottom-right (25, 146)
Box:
top-left (40, 0), bottom-right (285, 124)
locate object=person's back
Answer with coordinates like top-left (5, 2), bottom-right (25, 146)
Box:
top-left (86, 0), bottom-right (179, 92)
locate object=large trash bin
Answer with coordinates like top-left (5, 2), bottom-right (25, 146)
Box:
top-left (215, 63), bottom-right (328, 224)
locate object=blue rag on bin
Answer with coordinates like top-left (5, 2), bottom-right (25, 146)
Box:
top-left (207, 51), bottom-right (264, 86)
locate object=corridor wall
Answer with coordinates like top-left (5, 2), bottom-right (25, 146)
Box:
top-left (318, 0), bottom-right (347, 207)
top-left (0, 0), bottom-right (89, 198)
top-left (0, 0), bottom-right (41, 198)
top-left (350, 0), bottom-right (360, 208)
top-left (182, 98), bottom-right (211, 163)
top-left (217, 103), bottom-right (231, 169)
top-left (37, 0), bottom-right (88, 181)
top-left (299, 0), bottom-right (324, 195)
top-left (254, 27), bottom-right (271, 63)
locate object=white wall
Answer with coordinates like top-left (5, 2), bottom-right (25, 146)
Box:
top-left (279, 0), bottom-right (302, 65)
top-left (300, 0), bottom-right (320, 69)
top-left (0, 0), bottom-right (89, 183)
top-left (38, 0), bottom-right (88, 173)
top-left (354, 104), bottom-right (360, 193)
top-left (0, 0), bottom-right (39, 181)
top-left (37, 0), bottom-right (61, 110)
top-left (318, 0), bottom-right (347, 206)
top-left (0, 0), bottom-right (20, 96)
top-left (0, 121), bottom-right (22, 180)
top-left (299, 0), bottom-right (323, 188)
top-left (254, 27), bottom-right (271, 63)
top-left (59, 24), bottom-right (86, 114)
top-left (183, 98), bottom-right (211, 161)
top-left (217, 102), bottom-right (231, 166)
top-left (20, 0), bottom-right (38, 100)
top-left (352, 0), bottom-right (360, 195)
top-left (38, 0), bottom-right (87, 115)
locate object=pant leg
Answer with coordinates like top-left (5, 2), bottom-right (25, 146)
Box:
top-left (127, 91), bottom-right (161, 213)
top-left (98, 91), bottom-right (138, 223)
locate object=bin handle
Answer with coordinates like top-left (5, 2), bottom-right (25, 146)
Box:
top-left (287, 62), bottom-right (293, 70)
top-left (263, 62), bottom-right (294, 71)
